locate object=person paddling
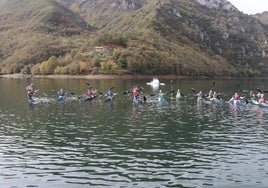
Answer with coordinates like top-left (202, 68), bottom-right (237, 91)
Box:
top-left (259, 93), bottom-right (266, 103)
top-left (158, 90), bottom-right (165, 102)
top-left (176, 89), bottom-right (181, 101)
top-left (132, 86), bottom-right (140, 101)
top-left (58, 88), bottom-right (66, 101)
top-left (26, 83), bottom-right (36, 102)
top-left (106, 89), bottom-right (114, 101)
top-left (208, 90), bottom-right (213, 98)
top-left (197, 91), bottom-right (204, 101)
top-left (85, 89), bottom-right (93, 101)
top-left (249, 91), bottom-right (256, 100)
top-left (228, 92), bottom-right (240, 103)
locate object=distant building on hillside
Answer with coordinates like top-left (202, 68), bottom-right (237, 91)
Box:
top-left (94, 46), bottom-right (109, 53)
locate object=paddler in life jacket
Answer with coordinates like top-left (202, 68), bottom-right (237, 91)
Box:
top-left (85, 89), bottom-right (93, 100)
top-left (176, 89), bottom-right (181, 100)
top-left (132, 86), bottom-right (140, 101)
top-left (249, 91), bottom-right (256, 100)
top-left (212, 91), bottom-right (218, 99)
top-left (259, 93), bottom-right (266, 103)
top-left (197, 91), bottom-right (204, 101)
top-left (234, 92), bottom-right (240, 100)
top-left (208, 90), bottom-right (213, 98)
top-left (228, 92), bottom-right (240, 103)
top-left (26, 83), bottom-right (36, 102)
top-left (58, 88), bottom-right (66, 101)
top-left (106, 89), bottom-right (114, 101)
top-left (158, 90), bottom-right (164, 102)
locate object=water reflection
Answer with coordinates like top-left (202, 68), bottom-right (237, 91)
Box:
top-left (0, 78), bottom-right (268, 187)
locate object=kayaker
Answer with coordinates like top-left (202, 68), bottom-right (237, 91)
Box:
top-left (176, 89), bottom-right (181, 100)
top-left (212, 91), bottom-right (218, 99)
top-left (228, 92), bottom-right (240, 103)
top-left (158, 90), bottom-right (164, 101)
top-left (132, 86), bottom-right (140, 101)
top-left (85, 89), bottom-right (93, 100)
top-left (256, 92), bottom-right (262, 100)
top-left (106, 89), bottom-right (114, 100)
top-left (208, 90), bottom-right (213, 98)
top-left (197, 91), bottom-right (204, 100)
top-left (26, 83), bottom-right (36, 102)
top-left (58, 88), bottom-right (66, 101)
top-left (249, 91), bottom-right (256, 100)
top-left (259, 93), bottom-right (266, 103)
top-left (234, 92), bottom-right (240, 100)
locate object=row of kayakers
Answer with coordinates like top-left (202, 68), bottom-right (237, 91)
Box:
top-left (26, 83), bottom-right (267, 105)
top-left (228, 91), bottom-right (266, 104)
top-left (26, 83), bottom-right (114, 102)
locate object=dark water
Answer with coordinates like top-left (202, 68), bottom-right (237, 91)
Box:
top-left (0, 77), bottom-right (267, 188)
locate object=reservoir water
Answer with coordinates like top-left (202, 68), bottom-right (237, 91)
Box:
top-left (0, 77), bottom-right (267, 188)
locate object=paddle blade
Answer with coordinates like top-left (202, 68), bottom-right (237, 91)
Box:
top-left (191, 88), bottom-right (197, 92)
top-left (256, 88), bottom-right (263, 93)
top-left (212, 80), bottom-right (215, 89)
top-left (237, 84), bottom-right (242, 93)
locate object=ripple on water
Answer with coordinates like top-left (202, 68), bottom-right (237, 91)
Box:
top-left (0, 94), bottom-right (268, 187)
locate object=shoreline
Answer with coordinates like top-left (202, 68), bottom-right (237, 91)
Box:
top-left (1, 73), bottom-right (267, 80)
top-left (0, 73), bottom-right (188, 79)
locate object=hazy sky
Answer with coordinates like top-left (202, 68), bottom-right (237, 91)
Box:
top-left (228, 0), bottom-right (268, 14)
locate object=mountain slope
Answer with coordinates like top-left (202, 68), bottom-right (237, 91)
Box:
top-left (0, 0), bottom-right (268, 76)
top-left (0, 0), bottom-right (91, 74)
top-left (57, 0), bottom-right (268, 76)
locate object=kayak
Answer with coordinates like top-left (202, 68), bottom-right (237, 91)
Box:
top-left (28, 99), bottom-right (39, 104)
top-left (259, 103), bottom-right (268, 108)
top-left (58, 96), bottom-right (65, 101)
top-left (158, 97), bottom-right (169, 106)
top-left (84, 95), bottom-right (96, 101)
top-left (232, 99), bottom-right (247, 106)
top-left (204, 98), bottom-right (223, 105)
top-left (104, 97), bottom-right (113, 102)
top-left (133, 98), bottom-right (140, 107)
top-left (250, 99), bottom-right (268, 108)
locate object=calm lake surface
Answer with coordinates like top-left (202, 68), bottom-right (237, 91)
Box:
top-left (0, 77), bottom-right (267, 188)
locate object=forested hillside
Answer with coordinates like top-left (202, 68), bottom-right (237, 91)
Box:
top-left (0, 0), bottom-right (267, 76)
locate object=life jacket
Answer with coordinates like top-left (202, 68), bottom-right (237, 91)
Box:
top-left (86, 91), bottom-right (92, 98)
top-left (234, 94), bottom-right (240, 100)
top-left (107, 91), bottom-right (113, 97)
top-left (27, 88), bottom-right (34, 96)
top-left (259, 98), bottom-right (265, 103)
top-left (133, 89), bottom-right (139, 96)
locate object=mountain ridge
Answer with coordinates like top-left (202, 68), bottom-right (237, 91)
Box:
top-left (0, 0), bottom-right (267, 76)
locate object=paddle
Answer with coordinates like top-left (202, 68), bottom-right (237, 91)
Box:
top-left (256, 88), bottom-right (268, 93)
top-left (123, 91), bottom-right (130, 95)
top-left (212, 80), bottom-right (215, 90)
top-left (41, 90), bottom-right (48, 97)
top-left (237, 84), bottom-right (249, 104)
top-left (191, 88), bottom-right (197, 93)
top-left (256, 88), bottom-right (263, 93)
top-left (170, 80), bottom-right (174, 98)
